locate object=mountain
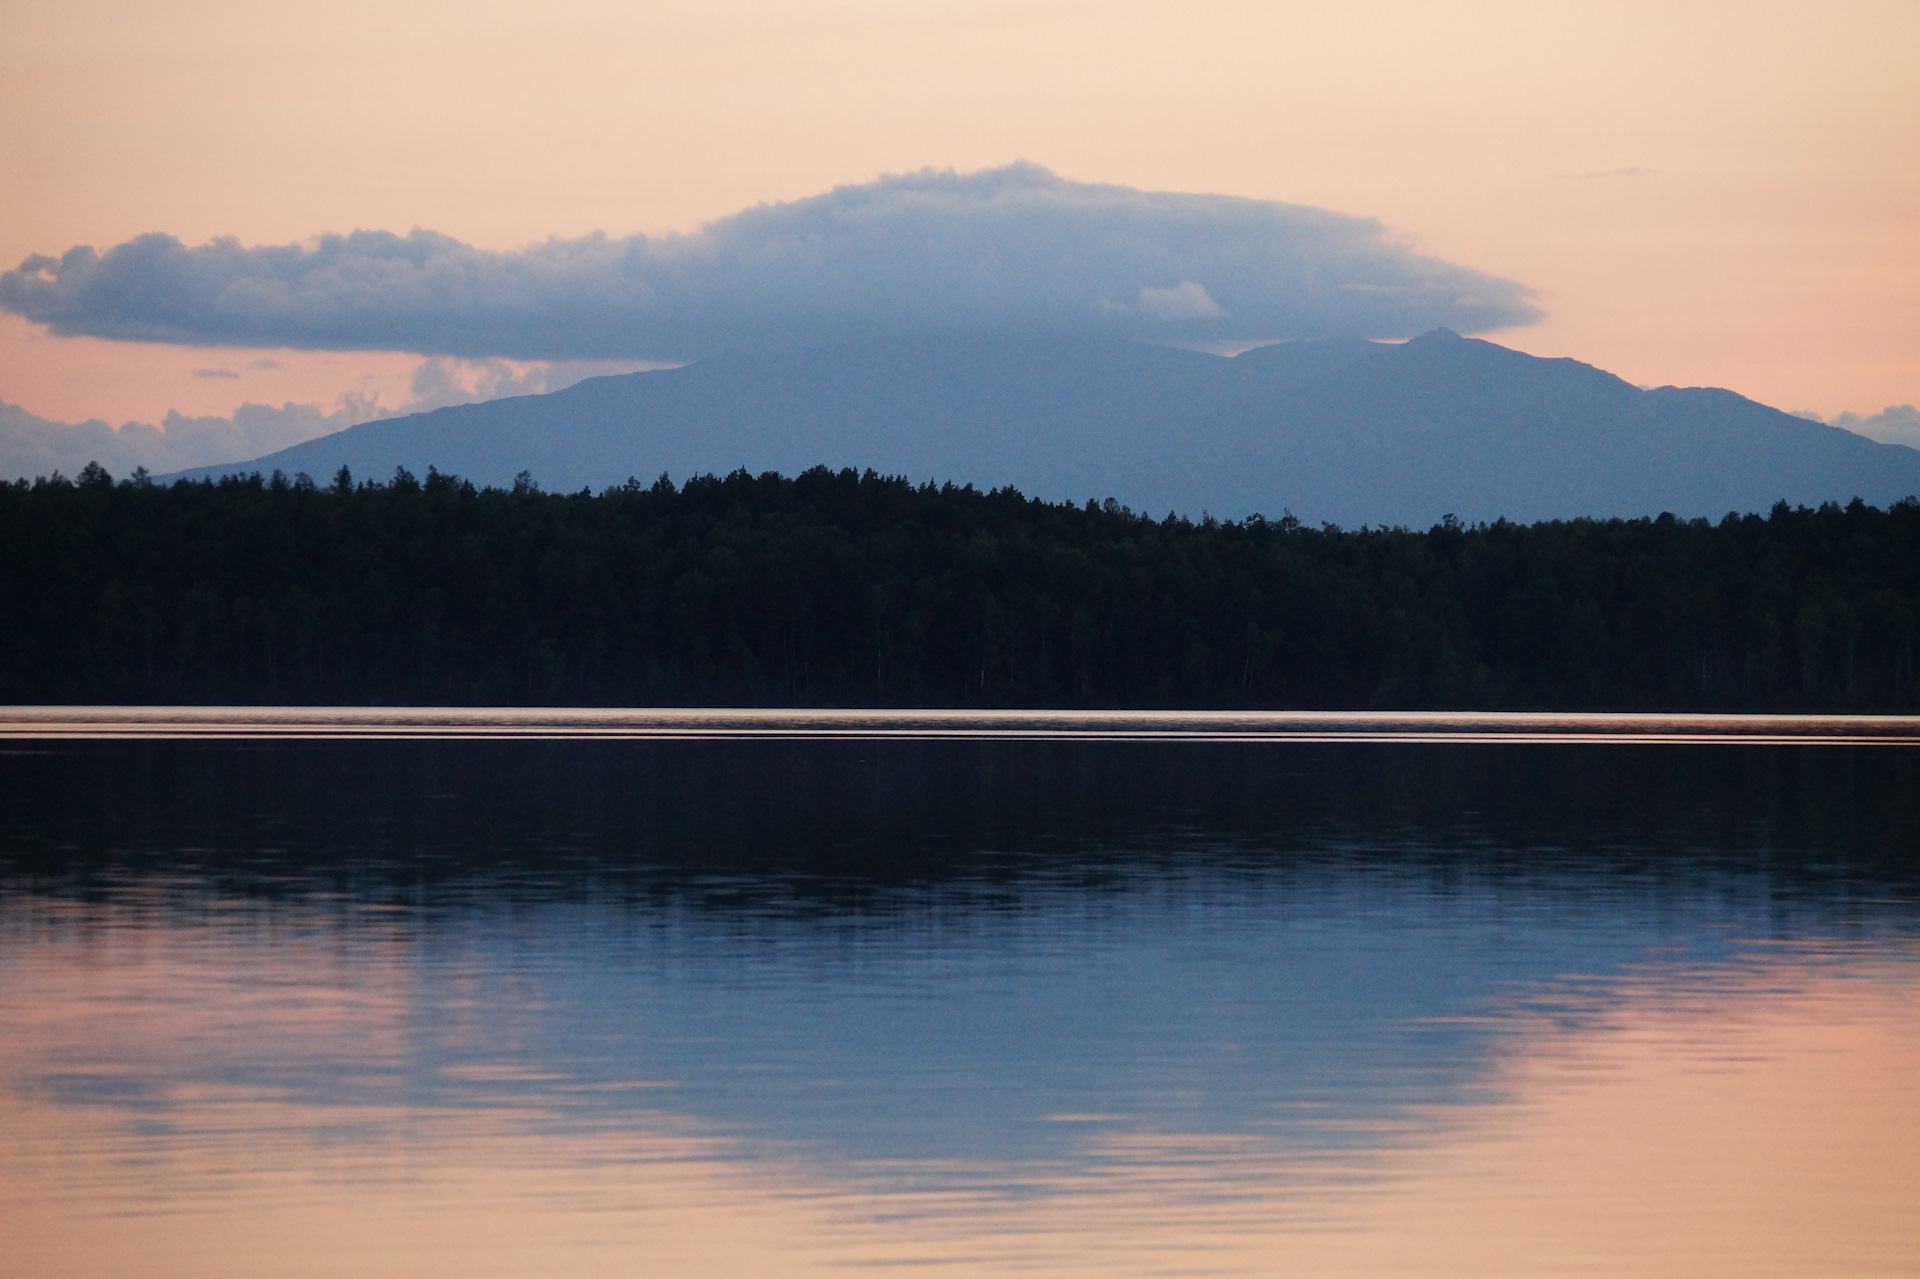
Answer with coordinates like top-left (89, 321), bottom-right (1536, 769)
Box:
top-left (168, 330), bottom-right (1920, 526)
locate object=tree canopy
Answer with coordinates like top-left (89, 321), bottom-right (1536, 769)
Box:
top-left (4, 462), bottom-right (1916, 709)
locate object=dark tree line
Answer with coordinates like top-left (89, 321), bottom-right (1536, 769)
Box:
top-left (4, 460), bottom-right (1918, 709)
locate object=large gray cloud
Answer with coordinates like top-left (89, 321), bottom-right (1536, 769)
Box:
top-left (0, 164), bottom-right (1541, 360)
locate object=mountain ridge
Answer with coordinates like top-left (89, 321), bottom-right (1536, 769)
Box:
top-left (165, 331), bottom-right (1920, 527)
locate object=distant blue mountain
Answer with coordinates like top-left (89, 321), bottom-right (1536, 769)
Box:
top-left (170, 330), bottom-right (1920, 526)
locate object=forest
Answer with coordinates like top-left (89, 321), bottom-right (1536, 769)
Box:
top-left (3, 461), bottom-right (1917, 709)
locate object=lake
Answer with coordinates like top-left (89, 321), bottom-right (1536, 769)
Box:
top-left (2, 712), bottom-right (1917, 1277)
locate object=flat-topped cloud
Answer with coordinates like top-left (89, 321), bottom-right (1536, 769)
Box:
top-left (0, 163), bottom-right (1541, 360)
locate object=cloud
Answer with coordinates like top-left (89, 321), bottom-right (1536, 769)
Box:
top-left (396, 356), bottom-right (657, 414)
top-left (0, 164), bottom-right (1542, 362)
top-left (1806, 404), bottom-right (1920, 449)
top-left (1136, 281), bottom-right (1226, 321)
top-left (0, 398), bottom-right (356, 482)
top-left (193, 367), bottom-right (240, 379)
top-left (0, 357), bottom-right (655, 481)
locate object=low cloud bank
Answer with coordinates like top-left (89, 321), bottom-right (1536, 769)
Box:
top-left (1795, 404), bottom-right (1920, 449)
top-left (0, 164), bottom-right (1541, 361)
top-left (1, 358), bottom-right (647, 481)
top-left (0, 399), bottom-right (351, 483)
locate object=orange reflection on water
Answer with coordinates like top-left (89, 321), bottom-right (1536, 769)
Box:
top-left (2, 921), bottom-right (1916, 1279)
top-left (1249, 956), bottom-right (1920, 1278)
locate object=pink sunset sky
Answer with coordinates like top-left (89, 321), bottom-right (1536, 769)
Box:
top-left (2, 0), bottom-right (1914, 435)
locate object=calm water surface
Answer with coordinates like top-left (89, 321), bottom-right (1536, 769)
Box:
top-left (2, 715), bottom-right (1917, 1277)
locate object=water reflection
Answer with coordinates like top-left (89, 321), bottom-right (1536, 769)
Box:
top-left (1, 739), bottom-right (1916, 1276)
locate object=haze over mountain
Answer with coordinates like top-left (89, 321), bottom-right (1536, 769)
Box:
top-left (170, 330), bottom-right (1920, 528)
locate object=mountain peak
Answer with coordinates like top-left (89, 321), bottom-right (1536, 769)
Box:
top-left (158, 333), bottom-right (1920, 527)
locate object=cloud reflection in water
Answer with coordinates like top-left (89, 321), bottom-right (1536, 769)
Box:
top-left (1, 737), bottom-right (1917, 1276)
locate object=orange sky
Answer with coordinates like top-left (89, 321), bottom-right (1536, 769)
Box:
top-left (2, 0), bottom-right (1916, 425)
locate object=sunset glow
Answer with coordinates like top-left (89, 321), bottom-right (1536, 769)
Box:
top-left (3, 0), bottom-right (1915, 428)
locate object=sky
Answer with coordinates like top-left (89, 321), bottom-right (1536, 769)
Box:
top-left (1, 0), bottom-right (1916, 440)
